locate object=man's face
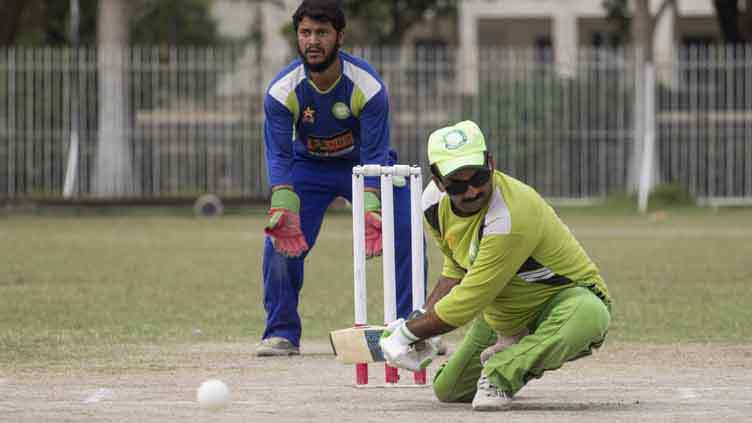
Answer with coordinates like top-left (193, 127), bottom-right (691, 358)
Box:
top-left (296, 17), bottom-right (341, 73)
top-left (440, 165), bottom-right (494, 216)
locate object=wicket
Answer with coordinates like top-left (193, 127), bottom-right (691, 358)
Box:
top-left (351, 164), bottom-right (426, 386)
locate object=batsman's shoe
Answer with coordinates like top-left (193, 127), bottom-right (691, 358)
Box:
top-left (434, 337), bottom-right (449, 356)
top-left (256, 337), bottom-right (300, 357)
top-left (472, 375), bottom-right (512, 411)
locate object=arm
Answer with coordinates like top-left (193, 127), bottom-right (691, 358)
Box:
top-left (357, 86), bottom-right (390, 189)
top-left (262, 93), bottom-right (308, 257)
top-left (263, 93), bottom-right (294, 187)
top-left (425, 275), bottom-right (461, 311)
top-left (406, 276), bottom-right (460, 339)
top-left (357, 87), bottom-right (391, 255)
top-left (433, 234), bottom-right (536, 329)
top-left (377, 275), bottom-right (458, 371)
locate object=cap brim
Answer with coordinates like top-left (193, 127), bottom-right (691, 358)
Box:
top-left (436, 153), bottom-right (485, 177)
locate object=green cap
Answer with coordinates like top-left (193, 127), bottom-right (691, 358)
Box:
top-left (427, 120), bottom-right (487, 177)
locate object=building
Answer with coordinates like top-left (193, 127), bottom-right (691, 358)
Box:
top-left (459, 0), bottom-right (721, 90)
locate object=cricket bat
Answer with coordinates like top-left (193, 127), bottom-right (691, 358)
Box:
top-left (329, 325), bottom-right (386, 364)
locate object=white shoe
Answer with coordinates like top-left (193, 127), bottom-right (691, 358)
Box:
top-left (472, 375), bottom-right (512, 411)
top-left (256, 337), bottom-right (300, 357)
top-left (433, 337), bottom-right (449, 356)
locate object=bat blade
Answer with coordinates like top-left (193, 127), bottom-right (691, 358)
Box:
top-left (329, 325), bottom-right (386, 364)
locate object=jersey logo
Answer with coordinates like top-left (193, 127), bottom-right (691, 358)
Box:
top-left (332, 102), bottom-right (351, 119)
top-left (302, 106), bottom-right (315, 124)
top-left (306, 130), bottom-right (355, 157)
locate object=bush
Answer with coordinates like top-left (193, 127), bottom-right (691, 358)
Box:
top-left (649, 183), bottom-right (695, 207)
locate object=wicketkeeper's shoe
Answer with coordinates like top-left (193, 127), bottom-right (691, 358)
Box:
top-left (255, 337), bottom-right (300, 357)
top-left (472, 375), bottom-right (512, 411)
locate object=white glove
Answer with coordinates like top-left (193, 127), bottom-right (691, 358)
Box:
top-left (379, 319), bottom-right (438, 371)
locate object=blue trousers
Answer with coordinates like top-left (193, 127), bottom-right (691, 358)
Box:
top-left (262, 159), bottom-right (425, 346)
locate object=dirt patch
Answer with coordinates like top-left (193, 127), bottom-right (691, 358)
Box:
top-left (2, 342), bottom-right (751, 422)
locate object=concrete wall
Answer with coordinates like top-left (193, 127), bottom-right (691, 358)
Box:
top-left (477, 18), bottom-right (552, 47)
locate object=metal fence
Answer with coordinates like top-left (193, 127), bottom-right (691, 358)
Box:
top-left (656, 45), bottom-right (752, 204)
top-left (1, 45), bottom-right (751, 203)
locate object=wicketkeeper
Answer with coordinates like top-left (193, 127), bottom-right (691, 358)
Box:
top-left (379, 120), bottom-right (612, 411)
top-left (257, 0), bottom-right (425, 356)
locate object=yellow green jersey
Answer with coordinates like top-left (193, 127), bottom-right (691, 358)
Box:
top-left (422, 170), bottom-right (611, 335)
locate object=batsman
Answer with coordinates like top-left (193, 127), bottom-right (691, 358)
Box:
top-left (379, 120), bottom-right (612, 411)
top-left (257, 0), bottom-right (425, 356)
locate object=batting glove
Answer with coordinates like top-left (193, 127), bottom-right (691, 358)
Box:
top-left (407, 309), bottom-right (446, 356)
top-left (264, 188), bottom-right (309, 258)
top-left (379, 319), bottom-right (437, 372)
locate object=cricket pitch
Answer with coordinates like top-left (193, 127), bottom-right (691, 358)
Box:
top-left (1, 342), bottom-right (751, 422)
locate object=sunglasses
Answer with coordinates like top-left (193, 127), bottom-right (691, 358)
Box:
top-left (443, 168), bottom-right (492, 195)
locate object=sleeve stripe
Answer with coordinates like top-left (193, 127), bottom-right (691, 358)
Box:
top-left (484, 188), bottom-right (512, 235)
top-left (421, 180), bottom-right (444, 212)
top-left (343, 61), bottom-right (381, 103)
top-left (268, 64), bottom-right (305, 109)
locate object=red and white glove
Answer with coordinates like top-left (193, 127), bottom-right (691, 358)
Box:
top-left (364, 211), bottom-right (382, 258)
top-left (264, 188), bottom-right (309, 258)
top-left (364, 191), bottom-right (382, 258)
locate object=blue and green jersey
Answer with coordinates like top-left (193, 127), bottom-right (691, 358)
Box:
top-left (264, 51), bottom-right (391, 187)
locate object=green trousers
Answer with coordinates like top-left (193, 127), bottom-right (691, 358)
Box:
top-left (432, 286), bottom-right (610, 402)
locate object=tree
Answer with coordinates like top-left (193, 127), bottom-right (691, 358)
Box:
top-left (0, 0), bottom-right (223, 46)
top-left (95, 0), bottom-right (132, 196)
top-left (712, 0), bottom-right (751, 43)
top-left (603, 0), bottom-right (675, 63)
top-left (0, 0), bottom-right (98, 45)
top-left (0, 0), bottom-right (29, 45)
top-left (605, 0), bottom-right (752, 46)
top-left (129, 0), bottom-right (221, 45)
top-left (603, 0), bottom-right (676, 209)
top-left (341, 0), bottom-right (458, 45)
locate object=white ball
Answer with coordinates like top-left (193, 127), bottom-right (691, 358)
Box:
top-left (196, 379), bottom-right (230, 411)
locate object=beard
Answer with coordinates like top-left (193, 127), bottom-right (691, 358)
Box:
top-left (298, 43), bottom-right (340, 73)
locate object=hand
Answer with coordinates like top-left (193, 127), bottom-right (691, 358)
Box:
top-left (264, 189), bottom-right (309, 258)
top-left (379, 319), bottom-right (437, 372)
top-left (363, 191), bottom-right (382, 259)
top-left (406, 309), bottom-right (446, 356)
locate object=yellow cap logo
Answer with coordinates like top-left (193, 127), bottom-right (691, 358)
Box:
top-left (444, 130), bottom-right (468, 150)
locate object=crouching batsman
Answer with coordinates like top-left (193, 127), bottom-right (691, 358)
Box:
top-left (379, 120), bottom-right (612, 411)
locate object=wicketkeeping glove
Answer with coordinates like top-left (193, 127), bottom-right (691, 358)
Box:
top-left (264, 188), bottom-right (309, 258)
top-left (363, 191), bottom-right (382, 259)
top-left (378, 319), bottom-right (437, 372)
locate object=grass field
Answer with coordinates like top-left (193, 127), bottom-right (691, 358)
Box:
top-left (1, 205), bottom-right (751, 370)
